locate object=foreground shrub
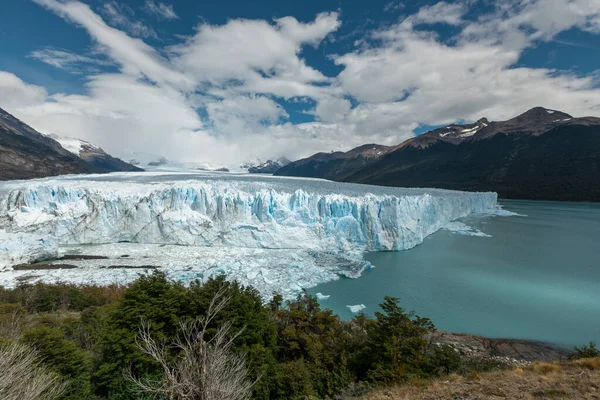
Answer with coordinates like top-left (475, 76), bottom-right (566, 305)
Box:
top-left (572, 341), bottom-right (600, 360)
top-left (21, 326), bottom-right (93, 400)
top-left (126, 288), bottom-right (256, 400)
top-left (92, 272), bottom-right (277, 399)
top-left (356, 296), bottom-right (435, 384)
top-left (0, 342), bottom-right (66, 400)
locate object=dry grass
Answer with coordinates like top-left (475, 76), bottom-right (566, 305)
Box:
top-left (353, 358), bottom-right (600, 400)
top-left (528, 362), bottom-right (562, 374)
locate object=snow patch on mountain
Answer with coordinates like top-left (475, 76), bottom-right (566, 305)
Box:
top-left (47, 134), bottom-right (99, 157)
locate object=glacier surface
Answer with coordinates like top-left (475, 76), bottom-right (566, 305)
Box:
top-left (0, 172), bottom-right (498, 299)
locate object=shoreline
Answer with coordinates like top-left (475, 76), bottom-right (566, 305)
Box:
top-left (428, 331), bottom-right (572, 364)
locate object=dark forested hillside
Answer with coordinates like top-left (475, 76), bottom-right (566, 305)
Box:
top-left (276, 108), bottom-right (600, 201)
top-left (348, 125), bottom-right (600, 201)
top-left (0, 273), bottom-right (578, 400)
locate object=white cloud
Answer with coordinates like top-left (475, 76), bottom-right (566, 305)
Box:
top-left (143, 1), bottom-right (178, 20)
top-left (169, 12), bottom-right (340, 94)
top-left (33, 0), bottom-right (192, 88)
top-left (99, 1), bottom-right (157, 39)
top-left (0, 72), bottom-right (48, 109)
top-left (29, 48), bottom-right (115, 73)
top-left (409, 1), bottom-right (467, 27)
top-left (5, 0), bottom-right (600, 166)
top-left (314, 97), bottom-right (352, 123)
top-left (334, 0), bottom-right (600, 129)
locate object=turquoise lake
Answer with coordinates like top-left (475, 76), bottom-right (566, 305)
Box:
top-left (308, 200), bottom-right (600, 348)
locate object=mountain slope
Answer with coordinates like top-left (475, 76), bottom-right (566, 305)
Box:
top-left (247, 157), bottom-right (291, 173)
top-left (48, 134), bottom-right (142, 173)
top-left (276, 107), bottom-right (600, 201)
top-left (275, 144), bottom-right (392, 180)
top-left (0, 107), bottom-right (140, 181)
top-left (0, 108), bottom-right (96, 180)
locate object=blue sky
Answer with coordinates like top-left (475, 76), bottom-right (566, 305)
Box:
top-left (1, 0), bottom-right (600, 165)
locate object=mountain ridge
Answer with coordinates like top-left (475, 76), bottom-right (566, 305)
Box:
top-left (275, 107), bottom-right (600, 201)
top-left (0, 107), bottom-right (142, 181)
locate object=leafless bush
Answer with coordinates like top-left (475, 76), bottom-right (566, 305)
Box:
top-left (0, 309), bottom-right (25, 339)
top-left (0, 342), bottom-right (65, 400)
top-left (126, 287), bottom-right (258, 400)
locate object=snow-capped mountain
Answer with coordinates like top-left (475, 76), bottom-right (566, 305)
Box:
top-left (1, 107), bottom-right (141, 180)
top-left (1, 107), bottom-right (91, 180)
top-left (277, 107), bottom-right (600, 201)
top-left (247, 157), bottom-right (291, 173)
top-left (48, 134), bottom-right (142, 173)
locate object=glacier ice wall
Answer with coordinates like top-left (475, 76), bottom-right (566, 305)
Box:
top-left (0, 180), bottom-right (497, 253)
top-left (0, 176), bottom-right (497, 298)
top-left (0, 229), bottom-right (58, 268)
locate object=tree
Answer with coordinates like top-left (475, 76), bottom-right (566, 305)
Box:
top-left (572, 341), bottom-right (600, 359)
top-left (21, 326), bottom-right (92, 400)
top-left (92, 271), bottom-right (190, 397)
top-left (360, 296), bottom-right (435, 384)
top-left (271, 292), bottom-right (358, 398)
top-left (0, 342), bottom-right (66, 400)
top-left (93, 272), bottom-right (277, 399)
top-left (126, 287), bottom-right (257, 400)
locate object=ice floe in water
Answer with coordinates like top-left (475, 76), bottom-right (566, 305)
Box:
top-left (347, 304), bottom-right (366, 313)
top-left (0, 172), bottom-right (498, 299)
top-left (443, 221), bottom-right (492, 237)
top-left (316, 293), bottom-right (330, 300)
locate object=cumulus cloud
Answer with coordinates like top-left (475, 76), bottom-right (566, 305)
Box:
top-left (0, 72), bottom-right (48, 109)
top-left (3, 0), bottom-right (600, 166)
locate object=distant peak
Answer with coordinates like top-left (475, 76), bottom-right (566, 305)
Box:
top-left (521, 107), bottom-right (572, 119)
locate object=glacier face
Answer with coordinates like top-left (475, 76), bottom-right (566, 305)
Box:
top-left (0, 172), bottom-right (498, 299)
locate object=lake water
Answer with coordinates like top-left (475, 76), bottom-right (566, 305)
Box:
top-left (308, 200), bottom-right (600, 348)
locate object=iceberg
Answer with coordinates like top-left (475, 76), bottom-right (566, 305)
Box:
top-left (0, 172), bottom-right (498, 298)
top-left (443, 221), bottom-right (492, 237)
top-left (316, 293), bottom-right (330, 300)
top-left (347, 304), bottom-right (366, 313)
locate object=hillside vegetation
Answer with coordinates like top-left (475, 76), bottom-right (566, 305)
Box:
top-left (0, 273), bottom-right (593, 399)
top-left (355, 358), bottom-right (600, 400)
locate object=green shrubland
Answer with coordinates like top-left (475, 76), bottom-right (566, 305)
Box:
top-left (0, 272), bottom-right (589, 399)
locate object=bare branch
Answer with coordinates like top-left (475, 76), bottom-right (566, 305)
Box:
top-left (0, 342), bottom-right (66, 400)
top-left (126, 286), bottom-right (258, 400)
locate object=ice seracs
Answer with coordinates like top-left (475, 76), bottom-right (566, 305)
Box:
top-left (0, 172), bottom-right (498, 298)
top-left (0, 229), bottom-right (58, 270)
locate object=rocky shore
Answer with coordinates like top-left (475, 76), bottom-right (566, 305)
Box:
top-left (428, 331), bottom-right (572, 365)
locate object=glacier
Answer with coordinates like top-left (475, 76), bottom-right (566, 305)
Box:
top-left (0, 172), bottom-right (498, 299)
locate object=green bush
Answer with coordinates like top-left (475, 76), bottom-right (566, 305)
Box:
top-left (21, 325), bottom-right (93, 400)
top-left (424, 345), bottom-right (463, 376)
top-left (572, 341), bottom-right (600, 359)
top-left (0, 274), bottom-right (517, 399)
top-left (357, 296), bottom-right (435, 384)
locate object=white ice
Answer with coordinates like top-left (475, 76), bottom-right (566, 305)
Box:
top-left (0, 172), bottom-right (498, 299)
top-left (443, 221), bottom-right (491, 237)
top-left (316, 293), bottom-right (330, 300)
top-left (347, 304), bottom-right (366, 313)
